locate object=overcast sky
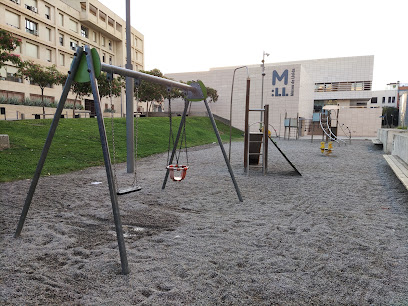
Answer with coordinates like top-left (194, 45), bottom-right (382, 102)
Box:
top-left (98, 0), bottom-right (407, 90)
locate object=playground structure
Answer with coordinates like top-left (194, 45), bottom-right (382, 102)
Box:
top-left (319, 105), bottom-right (350, 145)
top-left (14, 46), bottom-right (243, 275)
top-left (243, 95), bottom-right (301, 176)
top-left (299, 106), bottom-right (352, 145)
top-left (284, 113), bottom-right (300, 140)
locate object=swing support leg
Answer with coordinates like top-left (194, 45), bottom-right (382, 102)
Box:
top-left (15, 48), bottom-right (83, 238)
top-left (203, 99), bottom-right (243, 202)
top-left (86, 47), bottom-right (129, 275)
top-left (162, 99), bottom-right (189, 189)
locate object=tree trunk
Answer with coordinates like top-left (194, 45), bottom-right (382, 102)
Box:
top-left (41, 87), bottom-right (45, 119)
top-left (73, 93), bottom-right (78, 118)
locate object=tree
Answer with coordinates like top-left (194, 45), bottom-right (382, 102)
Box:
top-left (206, 87), bottom-right (218, 103)
top-left (97, 73), bottom-right (124, 102)
top-left (382, 106), bottom-right (399, 127)
top-left (19, 61), bottom-right (64, 119)
top-left (70, 80), bottom-right (92, 118)
top-left (0, 29), bottom-right (22, 69)
top-left (137, 69), bottom-right (168, 115)
top-left (136, 69), bottom-right (218, 116)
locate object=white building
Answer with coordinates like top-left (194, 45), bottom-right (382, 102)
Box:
top-left (165, 55), bottom-right (381, 137)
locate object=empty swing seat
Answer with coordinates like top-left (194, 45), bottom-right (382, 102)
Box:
top-left (166, 165), bottom-right (189, 181)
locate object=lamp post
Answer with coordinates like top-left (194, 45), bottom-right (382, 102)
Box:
top-left (260, 51), bottom-right (269, 124)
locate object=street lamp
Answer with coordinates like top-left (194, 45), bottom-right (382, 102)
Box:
top-left (260, 51), bottom-right (269, 124)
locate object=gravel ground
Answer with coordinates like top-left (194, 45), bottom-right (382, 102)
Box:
top-left (1, 139), bottom-right (407, 305)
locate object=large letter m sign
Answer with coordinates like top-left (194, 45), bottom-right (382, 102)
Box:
top-left (272, 69), bottom-right (288, 85)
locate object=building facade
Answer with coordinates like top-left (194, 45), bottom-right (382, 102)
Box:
top-left (0, 0), bottom-right (144, 119)
top-left (165, 55), bottom-right (382, 137)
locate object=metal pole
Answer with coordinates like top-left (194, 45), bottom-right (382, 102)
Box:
top-left (260, 51), bottom-right (269, 125)
top-left (86, 46), bottom-right (129, 275)
top-left (15, 48), bottom-right (83, 238)
top-left (203, 99), bottom-right (243, 202)
top-left (162, 99), bottom-right (189, 190)
top-left (244, 79), bottom-right (250, 173)
top-left (229, 66), bottom-right (249, 162)
top-left (101, 63), bottom-right (198, 93)
top-left (125, 0), bottom-right (134, 173)
top-left (263, 105), bottom-right (269, 175)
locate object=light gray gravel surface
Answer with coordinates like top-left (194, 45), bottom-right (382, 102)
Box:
top-left (1, 139), bottom-right (407, 305)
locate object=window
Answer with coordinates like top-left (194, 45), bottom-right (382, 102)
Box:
top-left (58, 13), bottom-right (63, 26)
top-left (392, 96), bottom-right (396, 103)
top-left (382, 97), bottom-right (385, 103)
top-left (99, 11), bottom-right (106, 22)
top-left (388, 97), bottom-right (392, 103)
top-left (109, 56), bottom-right (112, 64)
top-left (5, 10), bottom-right (20, 29)
top-left (26, 42), bottom-right (38, 58)
top-left (0, 66), bottom-right (22, 83)
top-left (90, 4), bottom-right (97, 16)
top-left (46, 27), bottom-right (51, 41)
top-left (116, 23), bottom-right (122, 32)
top-left (25, 0), bottom-right (38, 13)
top-left (101, 36), bottom-right (105, 46)
top-left (70, 40), bottom-right (78, 51)
top-left (351, 82), bottom-right (363, 91)
top-left (81, 25), bottom-right (88, 38)
top-left (108, 17), bottom-right (114, 27)
top-left (59, 33), bottom-right (64, 46)
top-left (108, 40), bottom-right (112, 50)
top-left (371, 97), bottom-right (377, 104)
top-left (92, 31), bottom-right (97, 42)
top-left (46, 49), bottom-right (51, 62)
top-left (45, 6), bottom-right (50, 20)
top-left (69, 19), bottom-right (78, 32)
top-left (59, 53), bottom-right (65, 66)
top-left (102, 53), bottom-right (105, 63)
top-left (25, 19), bottom-right (38, 36)
top-left (80, 2), bottom-right (86, 12)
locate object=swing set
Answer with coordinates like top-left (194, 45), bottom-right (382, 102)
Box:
top-left (14, 46), bottom-right (243, 275)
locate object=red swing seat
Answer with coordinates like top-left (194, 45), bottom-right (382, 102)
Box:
top-left (166, 164), bottom-right (189, 181)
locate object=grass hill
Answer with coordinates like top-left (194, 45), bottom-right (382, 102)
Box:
top-left (0, 117), bottom-right (243, 182)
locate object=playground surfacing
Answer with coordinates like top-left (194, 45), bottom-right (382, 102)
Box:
top-left (1, 139), bottom-right (407, 304)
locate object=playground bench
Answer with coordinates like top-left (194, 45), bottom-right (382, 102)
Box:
top-left (372, 138), bottom-right (382, 145)
top-left (383, 155), bottom-right (408, 190)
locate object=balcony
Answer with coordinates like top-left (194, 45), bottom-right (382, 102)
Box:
top-left (25, 4), bottom-right (38, 13)
top-left (79, 1), bottom-right (121, 40)
top-left (26, 28), bottom-right (38, 36)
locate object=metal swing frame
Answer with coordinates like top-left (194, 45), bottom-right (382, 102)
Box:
top-left (14, 46), bottom-right (243, 276)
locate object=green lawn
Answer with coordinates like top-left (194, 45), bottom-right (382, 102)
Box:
top-left (0, 117), bottom-right (243, 182)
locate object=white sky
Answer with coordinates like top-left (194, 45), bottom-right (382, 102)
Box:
top-left (98, 0), bottom-right (407, 90)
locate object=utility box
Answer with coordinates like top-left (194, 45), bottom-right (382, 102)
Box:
top-left (0, 134), bottom-right (10, 150)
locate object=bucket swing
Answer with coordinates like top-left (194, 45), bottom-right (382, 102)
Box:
top-left (166, 164), bottom-right (189, 182)
top-left (166, 90), bottom-right (189, 182)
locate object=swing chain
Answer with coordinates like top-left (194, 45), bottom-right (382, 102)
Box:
top-left (132, 80), bottom-right (140, 187)
top-left (107, 71), bottom-right (119, 189)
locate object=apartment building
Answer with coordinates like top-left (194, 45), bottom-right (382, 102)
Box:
top-left (0, 0), bottom-right (144, 119)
